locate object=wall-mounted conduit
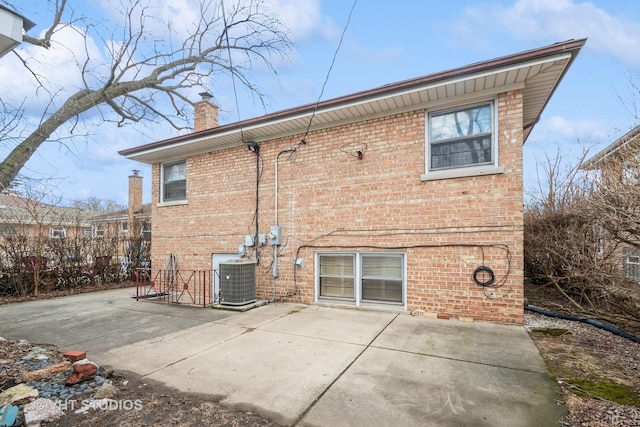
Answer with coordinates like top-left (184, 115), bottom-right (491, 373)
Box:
top-left (284, 235), bottom-right (512, 301)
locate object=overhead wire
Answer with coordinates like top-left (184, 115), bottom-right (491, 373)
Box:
top-left (299, 0), bottom-right (359, 146)
top-left (220, 0), bottom-right (246, 143)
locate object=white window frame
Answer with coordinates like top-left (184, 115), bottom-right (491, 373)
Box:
top-left (160, 160), bottom-right (187, 204)
top-left (49, 227), bottom-right (66, 239)
top-left (315, 252), bottom-right (406, 309)
top-left (625, 254), bottom-right (640, 282)
top-left (94, 224), bottom-right (104, 238)
top-left (121, 221), bottom-right (129, 233)
top-left (422, 100), bottom-right (503, 181)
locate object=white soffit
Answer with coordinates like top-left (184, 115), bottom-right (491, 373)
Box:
top-left (124, 52), bottom-right (572, 164)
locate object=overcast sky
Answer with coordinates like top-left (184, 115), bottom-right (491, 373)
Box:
top-left (4, 0), bottom-right (640, 205)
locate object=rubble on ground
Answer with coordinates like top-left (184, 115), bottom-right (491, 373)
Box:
top-left (0, 337), bottom-right (113, 426)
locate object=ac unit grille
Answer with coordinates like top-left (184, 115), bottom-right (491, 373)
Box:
top-left (219, 260), bottom-right (256, 305)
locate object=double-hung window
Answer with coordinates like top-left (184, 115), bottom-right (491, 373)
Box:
top-left (317, 252), bottom-right (404, 306)
top-left (428, 102), bottom-right (494, 171)
top-left (162, 160), bottom-right (186, 202)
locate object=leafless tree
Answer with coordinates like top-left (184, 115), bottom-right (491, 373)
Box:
top-left (524, 147), bottom-right (640, 330)
top-left (0, 0), bottom-right (290, 190)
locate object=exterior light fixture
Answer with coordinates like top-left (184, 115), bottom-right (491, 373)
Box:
top-left (247, 142), bottom-right (260, 153)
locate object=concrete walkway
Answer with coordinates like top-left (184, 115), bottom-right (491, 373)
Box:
top-left (0, 288), bottom-right (565, 426)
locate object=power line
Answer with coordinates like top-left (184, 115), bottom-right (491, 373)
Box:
top-left (300, 0), bottom-right (359, 144)
top-left (220, 0), bottom-right (246, 143)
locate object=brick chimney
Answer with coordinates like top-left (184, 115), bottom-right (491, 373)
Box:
top-left (128, 170), bottom-right (143, 231)
top-left (194, 92), bottom-right (218, 132)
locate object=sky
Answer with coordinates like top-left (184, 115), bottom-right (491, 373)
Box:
top-left (3, 0), bottom-right (640, 206)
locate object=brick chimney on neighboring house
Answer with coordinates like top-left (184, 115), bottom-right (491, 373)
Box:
top-left (194, 92), bottom-right (218, 132)
top-left (128, 170), bottom-right (143, 232)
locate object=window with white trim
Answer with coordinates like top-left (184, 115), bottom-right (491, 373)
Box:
top-left (428, 102), bottom-right (494, 171)
top-left (625, 254), bottom-right (640, 282)
top-left (162, 160), bottom-right (187, 202)
top-left (317, 253), bottom-right (404, 305)
top-left (49, 227), bottom-right (66, 239)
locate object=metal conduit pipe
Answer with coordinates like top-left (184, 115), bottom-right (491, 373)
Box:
top-left (271, 146), bottom-right (297, 301)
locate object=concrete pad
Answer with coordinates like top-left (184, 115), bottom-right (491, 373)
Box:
top-left (373, 315), bottom-right (549, 373)
top-left (146, 328), bottom-right (365, 426)
top-left (217, 302), bottom-right (307, 329)
top-left (98, 322), bottom-right (246, 376)
top-left (260, 306), bottom-right (397, 345)
top-left (300, 346), bottom-right (565, 427)
top-left (0, 288), bottom-right (233, 355)
top-left (0, 290), bottom-right (566, 426)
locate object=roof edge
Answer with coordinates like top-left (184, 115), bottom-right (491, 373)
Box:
top-left (120, 38), bottom-right (587, 159)
top-left (582, 124), bottom-right (640, 170)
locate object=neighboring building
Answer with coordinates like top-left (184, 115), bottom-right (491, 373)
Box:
top-left (583, 124), bottom-right (640, 281)
top-left (0, 172), bottom-right (151, 272)
top-left (120, 39), bottom-right (586, 323)
top-left (89, 170), bottom-right (152, 271)
top-left (0, 192), bottom-right (90, 269)
top-left (0, 193), bottom-right (88, 241)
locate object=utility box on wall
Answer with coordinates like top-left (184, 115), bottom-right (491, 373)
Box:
top-left (219, 259), bottom-right (256, 305)
top-left (269, 225), bottom-right (281, 246)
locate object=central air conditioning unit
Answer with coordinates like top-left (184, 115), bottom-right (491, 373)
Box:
top-left (219, 259), bottom-right (257, 305)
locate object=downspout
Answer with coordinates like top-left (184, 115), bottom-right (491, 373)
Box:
top-left (271, 146), bottom-right (297, 300)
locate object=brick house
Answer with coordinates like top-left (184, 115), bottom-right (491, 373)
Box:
top-left (582, 124), bottom-right (640, 281)
top-left (120, 39), bottom-right (585, 323)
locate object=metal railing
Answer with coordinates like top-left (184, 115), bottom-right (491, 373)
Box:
top-left (134, 268), bottom-right (214, 307)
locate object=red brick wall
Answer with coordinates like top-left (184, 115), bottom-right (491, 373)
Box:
top-left (150, 90), bottom-right (524, 323)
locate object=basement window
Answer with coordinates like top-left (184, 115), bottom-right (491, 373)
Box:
top-left (162, 160), bottom-right (187, 202)
top-left (317, 252), bottom-right (405, 306)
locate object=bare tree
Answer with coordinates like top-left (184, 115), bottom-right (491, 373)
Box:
top-left (588, 150), bottom-right (640, 252)
top-left (0, 0), bottom-right (290, 191)
top-left (524, 146), bottom-right (640, 330)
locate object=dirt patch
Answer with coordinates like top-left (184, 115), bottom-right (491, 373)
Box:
top-left (525, 312), bottom-right (640, 426)
top-left (50, 372), bottom-right (281, 427)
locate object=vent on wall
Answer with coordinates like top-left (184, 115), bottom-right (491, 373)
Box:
top-left (219, 260), bottom-right (256, 305)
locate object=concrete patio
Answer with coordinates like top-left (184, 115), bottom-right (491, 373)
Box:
top-left (0, 288), bottom-right (565, 426)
